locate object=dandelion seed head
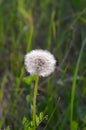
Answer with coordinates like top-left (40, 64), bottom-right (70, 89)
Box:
top-left (24, 49), bottom-right (56, 77)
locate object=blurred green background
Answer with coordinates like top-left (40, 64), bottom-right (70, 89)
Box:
top-left (0, 0), bottom-right (86, 130)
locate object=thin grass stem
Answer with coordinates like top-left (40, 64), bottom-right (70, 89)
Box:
top-left (70, 38), bottom-right (86, 130)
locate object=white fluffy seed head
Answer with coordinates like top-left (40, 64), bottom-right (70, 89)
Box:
top-left (24, 49), bottom-right (56, 77)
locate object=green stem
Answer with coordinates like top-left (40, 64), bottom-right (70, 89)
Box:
top-left (70, 38), bottom-right (86, 130)
top-left (33, 76), bottom-right (39, 130)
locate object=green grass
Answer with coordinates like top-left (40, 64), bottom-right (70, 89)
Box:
top-left (70, 38), bottom-right (86, 130)
top-left (0, 0), bottom-right (86, 130)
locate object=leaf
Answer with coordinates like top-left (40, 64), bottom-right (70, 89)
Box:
top-left (83, 115), bottom-right (86, 123)
top-left (22, 117), bottom-right (30, 129)
top-left (71, 121), bottom-right (78, 130)
top-left (36, 115), bottom-right (39, 126)
top-left (26, 95), bottom-right (30, 103)
top-left (23, 75), bottom-right (37, 85)
top-left (22, 117), bottom-right (26, 125)
top-left (39, 112), bottom-right (44, 121)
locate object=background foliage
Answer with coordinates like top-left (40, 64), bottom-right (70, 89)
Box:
top-left (0, 0), bottom-right (86, 130)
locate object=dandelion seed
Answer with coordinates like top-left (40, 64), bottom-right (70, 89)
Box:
top-left (24, 49), bottom-right (56, 77)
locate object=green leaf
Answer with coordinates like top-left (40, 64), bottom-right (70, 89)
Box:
top-left (71, 121), bottom-right (78, 130)
top-left (30, 121), bottom-right (34, 127)
top-left (23, 75), bottom-right (37, 85)
top-left (39, 112), bottom-right (44, 121)
top-left (26, 95), bottom-right (30, 103)
top-left (36, 115), bottom-right (39, 126)
top-left (22, 117), bottom-right (30, 129)
top-left (83, 115), bottom-right (86, 123)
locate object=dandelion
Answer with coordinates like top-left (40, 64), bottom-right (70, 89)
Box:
top-left (24, 49), bottom-right (56, 130)
top-left (24, 49), bottom-right (56, 77)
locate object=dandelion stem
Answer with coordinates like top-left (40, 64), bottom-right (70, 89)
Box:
top-left (33, 76), bottom-right (39, 130)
